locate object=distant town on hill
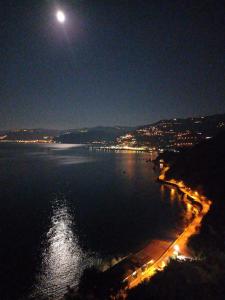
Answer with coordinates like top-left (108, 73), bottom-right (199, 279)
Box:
top-left (0, 113), bottom-right (225, 150)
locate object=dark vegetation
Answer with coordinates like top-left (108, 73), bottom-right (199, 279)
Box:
top-left (64, 266), bottom-right (125, 300)
top-left (65, 131), bottom-right (225, 300)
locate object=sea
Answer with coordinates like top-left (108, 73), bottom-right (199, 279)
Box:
top-left (0, 143), bottom-right (187, 300)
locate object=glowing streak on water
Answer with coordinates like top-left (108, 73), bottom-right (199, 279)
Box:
top-left (32, 199), bottom-right (93, 300)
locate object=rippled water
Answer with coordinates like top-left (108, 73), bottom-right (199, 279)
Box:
top-left (0, 143), bottom-right (187, 300)
top-left (32, 199), bottom-right (92, 300)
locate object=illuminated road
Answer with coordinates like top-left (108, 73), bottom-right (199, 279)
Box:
top-left (123, 169), bottom-right (211, 290)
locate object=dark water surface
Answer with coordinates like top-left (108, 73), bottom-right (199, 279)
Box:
top-left (0, 143), bottom-right (186, 299)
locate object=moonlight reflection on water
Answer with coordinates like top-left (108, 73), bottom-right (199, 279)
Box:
top-left (33, 199), bottom-right (92, 300)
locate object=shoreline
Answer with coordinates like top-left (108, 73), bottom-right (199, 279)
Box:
top-left (120, 170), bottom-right (212, 290)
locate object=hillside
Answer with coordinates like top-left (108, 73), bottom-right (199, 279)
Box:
top-left (54, 126), bottom-right (135, 144)
top-left (117, 113), bottom-right (225, 149)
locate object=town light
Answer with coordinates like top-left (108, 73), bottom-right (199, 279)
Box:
top-left (174, 244), bottom-right (180, 252)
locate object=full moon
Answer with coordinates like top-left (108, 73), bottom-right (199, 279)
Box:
top-left (56, 10), bottom-right (66, 23)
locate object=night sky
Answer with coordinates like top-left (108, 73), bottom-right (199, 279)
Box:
top-left (1, 0), bottom-right (225, 129)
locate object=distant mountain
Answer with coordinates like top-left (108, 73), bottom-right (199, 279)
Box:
top-left (54, 126), bottom-right (135, 144)
top-left (0, 128), bottom-right (64, 141)
top-left (56, 114), bottom-right (225, 147)
top-left (1, 113), bottom-right (224, 146)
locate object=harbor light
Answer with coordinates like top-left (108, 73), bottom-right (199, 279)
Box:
top-left (174, 244), bottom-right (180, 252)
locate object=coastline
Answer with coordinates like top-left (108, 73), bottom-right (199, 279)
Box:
top-left (121, 168), bottom-right (212, 290)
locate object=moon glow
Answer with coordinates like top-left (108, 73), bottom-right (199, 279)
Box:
top-left (56, 10), bottom-right (66, 23)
